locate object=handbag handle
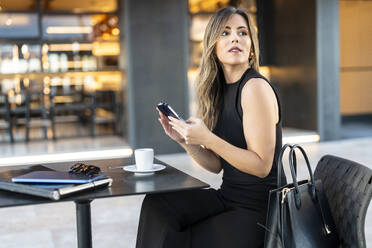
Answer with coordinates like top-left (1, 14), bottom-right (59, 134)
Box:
top-left (277, 143), bottom-right (294, 187)
top-left (288, 144), bottom-right (317, 208)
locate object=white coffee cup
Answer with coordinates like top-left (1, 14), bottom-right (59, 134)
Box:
top-left (135, 148), bottom-right (154, 170)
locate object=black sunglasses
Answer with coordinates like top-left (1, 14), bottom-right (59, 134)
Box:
top-left (69, 163), bottom-right (101, 176)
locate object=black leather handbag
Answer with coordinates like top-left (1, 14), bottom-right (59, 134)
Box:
top-left (263, 144), bottom-right (340, 248)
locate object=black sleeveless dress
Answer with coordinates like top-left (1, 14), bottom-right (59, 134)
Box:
top-left (213, 67), bottom-right (285, 210)
top-left (136, 68), bottom-right (285, 248)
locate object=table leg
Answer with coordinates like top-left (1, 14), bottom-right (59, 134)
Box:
top-left (75, 200), bottom-right (93, 248)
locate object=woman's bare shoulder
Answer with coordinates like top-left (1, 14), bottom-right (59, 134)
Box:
top-left (241, 77), bottom-right (275, 101)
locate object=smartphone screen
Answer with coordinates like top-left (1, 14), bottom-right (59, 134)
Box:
top-left (157, 102), bottom-right (183, 120)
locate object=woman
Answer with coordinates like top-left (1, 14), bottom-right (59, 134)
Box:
top-left (136, 6), bottom-right (285, 248)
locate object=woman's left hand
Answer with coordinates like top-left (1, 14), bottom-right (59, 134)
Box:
top-left (168, 117), bottom-right (211, 146)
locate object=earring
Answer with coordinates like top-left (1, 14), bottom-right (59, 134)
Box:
top-left (249, 51), bottom-right (254, 59)
top-left (249, 51), bottom-right (255, 66)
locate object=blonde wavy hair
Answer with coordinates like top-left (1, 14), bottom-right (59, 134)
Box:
top-left (196, 7), bottom-right (260, 130)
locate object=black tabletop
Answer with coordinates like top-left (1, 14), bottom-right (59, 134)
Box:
top-left (0, 157), bottom-right (210, 208)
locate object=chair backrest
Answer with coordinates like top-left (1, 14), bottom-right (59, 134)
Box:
top-left (314, 155), bottom-right (372, 248)
top-left (0, 93), bottom-right (11, 117)
top-left (0, 93), bottom-right (12, 129)
top-left (0, 93), bottom-right (14, 141)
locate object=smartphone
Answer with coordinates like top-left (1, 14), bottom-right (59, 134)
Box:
top-left (157, 102), bottom-right (183, 120)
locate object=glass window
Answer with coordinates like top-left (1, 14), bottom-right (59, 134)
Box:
top-left (0, 44), bottom-right (41, 74)
top-left (190, 15), bottom-right (211, 42)
top-left (42, 15), bottom-right (119, 41)
top-left (0, 14), bottom-right (39, 38)
top-left (40, 40), bottom-right (120, 72)
top-left (42, 42), bottom-right (97, 72)
top-left (189, 41), bottom-right (203, 69)
top-left (41, 0), bottom-right (117, 13)
top-left (189, 0), bottom-right (230, 14)
top-left (0, 0), bottom-right (37, 11)
top-left (42, 15), bottom-right (94, 41)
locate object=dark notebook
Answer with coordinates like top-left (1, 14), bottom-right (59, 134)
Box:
top-left (12, 171), bottom-right (107, 184)
top-left (0, 165), bottom-right (112, 200)
top-left (0, 178), bottom-right (112, 200)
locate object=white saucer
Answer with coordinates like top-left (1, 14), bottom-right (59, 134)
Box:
top-left (123, 164), bottom-right (166, 174)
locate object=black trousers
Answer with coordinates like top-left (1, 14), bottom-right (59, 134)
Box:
top-left (136, 188), bottom-right (266, 248)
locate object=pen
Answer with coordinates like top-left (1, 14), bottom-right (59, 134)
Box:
top-left (108, 165), bottom-right (125, 169)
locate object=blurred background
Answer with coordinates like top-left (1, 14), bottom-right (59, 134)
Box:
top-left (0, 0), bottom-right (370, 154)
top-left (0, 1), bottom-right (371, 247)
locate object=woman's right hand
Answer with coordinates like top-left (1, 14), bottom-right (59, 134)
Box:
top-left (157, 108), bottom-right (185, 144)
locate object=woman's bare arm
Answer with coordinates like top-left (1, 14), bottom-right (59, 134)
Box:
top-left (180, 143), bottom-right (222, 174)
top-left (168, 78), bottom-right (278, 178)
top-left (204, 78), bottom-right (278, 178)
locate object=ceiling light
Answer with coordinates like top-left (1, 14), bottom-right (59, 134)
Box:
top-left (111, 28), bottom-right (120, 36)
top-left (46, 26), bottom-right (93, 34)
top-left (42, 44), bottom-right (49, 54)
top-left (49, 43), bottom-right (92, 52)
top-left (92, 42), bottom-right (120, 56)
top-left (6, 18), bottom-right (12, 26)
top-left (21, 44), bottom-right (29, 55)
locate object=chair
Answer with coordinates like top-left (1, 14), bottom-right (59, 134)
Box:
top-left (8, 90), bottom-right (29, 142)
top-left (50, 84), bottom-right (94, 138)
top-left (0, 93), bottom-right (14, 142)
top-left (314, 155), bottom-right (372, 248)
top-left (10, 87), bottom-right (55, 142)
top-left (91, 90), bottom-right (118, 136)
top-left (25, 90), bottom-right (55, 141)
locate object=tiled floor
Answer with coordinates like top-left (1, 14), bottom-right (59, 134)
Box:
top-left (0, 136), bottom-right (371, 247)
